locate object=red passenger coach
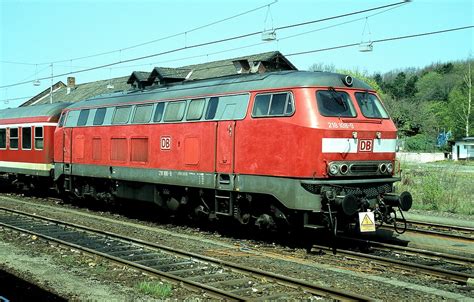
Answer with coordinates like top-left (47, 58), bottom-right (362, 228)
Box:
top-left (53, 71), bottom-right (413, 233)
top-left (0, 103), bottom-right (70, 187)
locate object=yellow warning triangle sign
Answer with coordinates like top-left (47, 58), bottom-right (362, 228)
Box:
top-left (361, 214), bottom-right (374, 226)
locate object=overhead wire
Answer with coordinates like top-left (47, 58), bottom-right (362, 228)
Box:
top-left (285, 25), bottom-right (474, 57)
top-left (0, 0), bottom-right (278, 67)
top-left (0, 0), bottom-right (408, 89)
top-left (1, 24), bottom-right (472, 105)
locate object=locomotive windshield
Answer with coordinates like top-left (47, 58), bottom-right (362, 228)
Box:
top-left (316, 90), bottom-right (356, 117)
top-left (355, 92), bottom-right (389, 119)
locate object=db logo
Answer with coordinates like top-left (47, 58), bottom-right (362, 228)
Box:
top-left (160, 136), bottom-right (171, 150)
top-left (358, 139), bottom-right (373, 152)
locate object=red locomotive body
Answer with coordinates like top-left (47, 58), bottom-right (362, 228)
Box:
top-left (0, 103), bottom-right (70, 186)
top-left (49, 71), bottom-right (411, 231)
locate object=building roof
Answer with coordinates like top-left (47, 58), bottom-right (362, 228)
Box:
top-left (22, 51), bottom-right (297, 107)
top-left (21, 76), bottom-right (131, 107)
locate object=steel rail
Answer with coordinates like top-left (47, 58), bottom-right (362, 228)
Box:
top-left (339, 236), bottom-right (474, 265)
top-left (383, 220), bottom-right (474, 242)
top-left (313, 241), bottom-right (473, 285)
top-left (0, 207), bottom-right (371, 302)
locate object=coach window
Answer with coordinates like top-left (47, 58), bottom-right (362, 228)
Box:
top-left (9, 128), bottom-right (18, 149)
top-left (164, 101), bottom-right (186, 122)
top-left (93, 108), bottom-right (107, 125)
top-left (35, 127), bottom-right (44, 150)
top-left (186, 99), bottom-right (205, 121)
top-left (77, 109), bottom-right (90, 126)
top-left (205, 97), bottom-right (218, 120)
top-left (316, 90), bottom-right (356, 117)
top-left (355, 92), bottom-right (389, 119)
top-left (153, 102), bottom-right (165, 122)
top-left (252, 92), bottom-right (294, 117)
top-left (0, 129), bottom-right (6, 149)
top-left (22, 127), bottom-right (32, 150)
top-left (112, 106), bottom-right (132, 124)
top-left (132, 104), bottom-right (153, 124)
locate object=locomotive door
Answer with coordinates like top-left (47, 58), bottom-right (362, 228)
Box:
top-left (216, 121), bottom-right (235, 175)
top-left (62, 127), bottom-right (73, 168)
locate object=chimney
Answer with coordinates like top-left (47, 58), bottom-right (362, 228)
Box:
top-left (67, 77), bottom-right (76, 88)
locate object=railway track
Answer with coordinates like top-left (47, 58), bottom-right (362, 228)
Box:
top-left (0, 207), bottom-right (370, 301)
top-left (400, 219), bottom-right (474, 241)
top-left (313, 236), bottom-right (474, 285)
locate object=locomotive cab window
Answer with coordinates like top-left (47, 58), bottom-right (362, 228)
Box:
top-left (186, 99), bottom-right (205, 121)
top-left (252, 92), bottom-right (294, 117)
top-left (355, 92), bottom-right (389, 119)
top-left (9, 128), bottom-right (18, 149)
top-left (132, 104), bottom-right (153, 124)
top-left (34, 127), bottom-right (44, 150)
top-left (58, 113), bottom-right (66, 127)
top-left (164, 101), bottom-right (186, 122)
top-left (112, 106), bottom-right (132, 124)
top-left (316, 90), bottom-right (356, 117)
top-left (22, 127), bottom-right (32, 150)
top-left (0, 128), bottom-right (6, 149)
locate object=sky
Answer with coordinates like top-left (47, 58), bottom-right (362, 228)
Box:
top-left (0, 0), bottom-right (473, 109)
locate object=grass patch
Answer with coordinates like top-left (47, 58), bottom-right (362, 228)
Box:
top-left (395, 161), bottom-right (474, 215)
top-left (136, 281), bottom-right (172, 298)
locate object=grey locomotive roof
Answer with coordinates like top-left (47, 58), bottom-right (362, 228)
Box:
top-left (66, 71), bottom-right (373, 110)
top-left (0, 102), bottom-right (71, 120)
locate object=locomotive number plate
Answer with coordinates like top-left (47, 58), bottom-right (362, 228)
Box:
top-left (358, 139), bottom-right (373, 152)
top-left (160, 136), bottom-right (171, 150)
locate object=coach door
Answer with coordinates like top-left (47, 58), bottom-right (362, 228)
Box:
top-left (216, 120), bottom-right (235, 183)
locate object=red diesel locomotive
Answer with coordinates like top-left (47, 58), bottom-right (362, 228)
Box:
top-left (0, 71), bottom-right (412, 233)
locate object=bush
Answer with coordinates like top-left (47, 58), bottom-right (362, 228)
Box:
top-left (396, 164), bottom-right (473, 215)
top-left (402, 134), bottom-right (436, 152)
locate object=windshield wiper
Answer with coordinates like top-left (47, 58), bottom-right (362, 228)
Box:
top-left (328, 87), bottom-right (347, 110)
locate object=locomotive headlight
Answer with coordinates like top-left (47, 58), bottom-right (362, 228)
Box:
top-left (379, 163), bottom-right (387, 174)
top-left (329, 163), bottom-right (339, 175)
top-left (387, 163), bottom-right (394, 174)
top-left (339, 164), bottom-right (349, 175)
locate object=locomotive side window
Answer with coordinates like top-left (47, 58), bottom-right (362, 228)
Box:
top-left (77, 109), bottom-right (90, 126)
top-left (205, 97), bottom-right (219, 120)
top-left (9, 128), bottom-right (18, 149)
top-left (186, 99), bottom-right (205, 121)
top-left (164, 101), bottom-right (186, 122)
top-left (0, 128), bottom-right (6, 149)
top-left (112, 106), bottom-right (132, 124)
top-left (252, 92), bottom-right (294, 117)
top-left (316, 90), bottom-right (356, 117)
top-left (132, 104), bottom-right (153, 124)
top-left (22, 127), bottom-right (32, 150)
top-left (93, 108), bottom-right (107, 125)
top-left (355, 92), bottom-right (389, 119)
top-left (153, 102), bottom-right (165, 122)
top-left (34, 127), bottom-right (44, 150)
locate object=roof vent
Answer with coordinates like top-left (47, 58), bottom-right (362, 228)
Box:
top-left (250, 61), bottom-right (267, 74)
top-left (232, 60), bottom-right (251, 74)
